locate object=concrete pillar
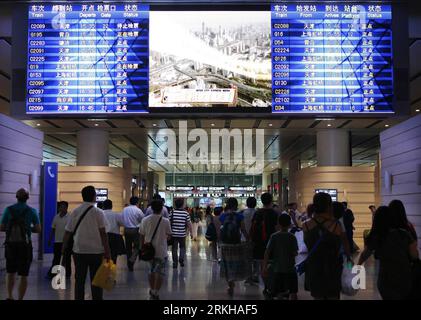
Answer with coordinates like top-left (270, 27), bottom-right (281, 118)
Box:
top-left (276, 168), bottom-right (283, 207)
top-left (288, 158), bottom-right (300, 203)
top-left (317, 129), bottom-right (351, 166)
top-left (157, 171), bottom-right (166, 191)
top-left (122, 158), bottom-right (132, 206)
top-left (262, 171), bottom-right (269, 193)
top-left (137, 158), bottom-right (148, 205)
top-left (76, 129), bottom-right (109, 166)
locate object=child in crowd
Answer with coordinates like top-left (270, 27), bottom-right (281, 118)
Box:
top-left (262, 214), bottom-right (298, 300)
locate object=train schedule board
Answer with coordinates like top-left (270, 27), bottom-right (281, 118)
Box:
top-left (27, 4), bottom-right (149, 114)
top-left (25, 3), bottom-right (395, 116)
top-left (271, 4), bottom-right (393, 113)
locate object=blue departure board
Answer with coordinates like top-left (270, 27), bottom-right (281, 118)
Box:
top-left (271, 4), bottom-right (393, 113)
top-left (27, 4), bottom-right (149, 114)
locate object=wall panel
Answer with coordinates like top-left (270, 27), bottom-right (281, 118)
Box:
top-left (57, 166), bottom-right (131, 212)
top-left (380, 114), bottom-right (421, 249)
top-left (0, 114), bottom-right (43, 271)
top-left (294, 166), bottom-right (376, 247)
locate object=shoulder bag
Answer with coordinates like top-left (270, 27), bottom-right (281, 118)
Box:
top-left (66, 205), bottom-right (93, 252)
top-left (140, 216), bottom-right (162, 261)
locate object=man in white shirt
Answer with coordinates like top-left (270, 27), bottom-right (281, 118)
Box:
top-left (103, 199), bottom-right (124, 264)
top-left (122, 196), bottom-right (144, 271)
top-left (62, 186), bottom-right (110, 300)
top-left (140, 199), bottom-right (172, 300)
top-left (47, 201), bottom-right (71, 279)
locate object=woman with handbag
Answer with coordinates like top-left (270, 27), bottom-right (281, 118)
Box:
top-left (139, 199), bottom-right (172, 300)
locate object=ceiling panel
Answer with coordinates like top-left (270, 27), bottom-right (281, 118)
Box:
top-left (229, 119), bottom-right (256, 128)
top-left (201, 119), bottom-right (225, 128)
top-left (108, 119), bottom-right (140, 128)
top-left (259, 119), bottom-right (286, 129)
top-left (23, 120), bottom-right (57, 128)
top-left (286, 119), bottom-right (316, 128)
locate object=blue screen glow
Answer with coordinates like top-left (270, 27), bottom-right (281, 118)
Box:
top-left (271, 4), bottom-right (393, 113)
top-left (26, 3), bottom-right (394, 115)
top-left (27, 4), bottom-right (149, 114)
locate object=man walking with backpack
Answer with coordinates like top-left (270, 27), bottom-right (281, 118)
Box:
top-left (0, 188), bottom-right (41, 300)
top-left (219, 198), bottom-right (249, 296)
top-left (249, 193), bottom-right (279, 293)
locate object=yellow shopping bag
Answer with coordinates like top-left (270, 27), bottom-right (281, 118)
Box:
top-left (92, 260), bottom-right (117, 291)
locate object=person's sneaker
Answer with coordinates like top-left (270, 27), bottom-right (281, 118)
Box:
top-left (149, 290), bottom-right (159, 300)
top-left (227, 287), bottom-right (234, 296)
top-left (263, 289), bottom-right (273, 300)
top-left (179, 260), bottom-right (184, 267)
top-left (244, 279), bottom-right (253, 286)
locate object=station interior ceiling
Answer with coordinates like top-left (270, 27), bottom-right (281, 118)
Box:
top-left (7, 2), bottom-right (421, 176)
top-left (22, 117), bottom-right (402, 175)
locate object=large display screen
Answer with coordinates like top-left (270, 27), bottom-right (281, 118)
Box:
top-left (271, 4), bottom-right (393, 113)
top-left (26, 3), bottom-right (393, 115)
top-left (27, 4), bottom-right (149, 114)
top-left (149, 11), bottom-right (271, 110)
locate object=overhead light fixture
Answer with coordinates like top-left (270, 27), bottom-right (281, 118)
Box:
top-left (88, 119), bottom-right (107, 122)
top-left (385, 124), bottom-right (389, 127)
top-left (316, 118), bottom-right (335, 121)
top-left (211, 123), bottom-right (215, 127)
top-left (327, 123), bottom-right (332, 127)
top-left (268, 123), bottom-right (273, 127)
top-left (36, 123), bottom-right (41, 126)
top-left (416, 109), bottom-right (420, 112)
top-left (152, 123), bottom-right (157, 127)
top-left (94, 123), bottom-right (99, 127)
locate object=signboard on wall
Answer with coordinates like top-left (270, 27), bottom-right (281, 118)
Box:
top-left (315, 188), bottom-right (338, 202)
top-left (95, 188), bottom-right (108, 202)
top-left (42, 162), bottom-right (58, 254)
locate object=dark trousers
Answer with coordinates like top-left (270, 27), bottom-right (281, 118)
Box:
top-left (171, 237), bottom-right (186, 265)
top-left (49, 242), bottom-right (72, 277)
top-left (124, 228), bottom-right (139, 269)
top-left (108, 232), bottom-right (125, 265)
top-left (73, 253), bottom-right (103, 300)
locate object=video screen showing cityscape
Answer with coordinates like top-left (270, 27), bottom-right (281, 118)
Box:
top-left (149, 11), bottom-right (271, 108)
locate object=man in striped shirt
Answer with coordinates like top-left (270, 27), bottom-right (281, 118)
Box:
top-left (169, 198), bottom-right (192, 269)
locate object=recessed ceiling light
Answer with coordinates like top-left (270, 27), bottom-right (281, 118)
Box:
top-left (94, 123), bottom-right (99, 127)
top-left (152, 123), bottom-right (157, 127)
top-left (327, 123), bottom-right (332, 127)
top-left (211, 123), bottom-right (215, 126)
top-left (268, 123), bottom-right (273, 127)
top-left (36, 123), bottom-right (41, 126)
top-left (416, 109), bottom-right (420, 112)
top-left (385, 124), bottom-right (389, 127)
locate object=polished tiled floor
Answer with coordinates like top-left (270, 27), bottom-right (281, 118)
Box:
top-left (0, 237), bottom-right (381, 300)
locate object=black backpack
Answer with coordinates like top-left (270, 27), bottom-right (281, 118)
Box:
top-left (220, 213), bottom-right (241, 244)
top-left (5, 207), bottom-right (30, 244)
top-left (250, 212), bottom-right (267, 243)
top-left (205, 222), bottom-right (217, 242)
